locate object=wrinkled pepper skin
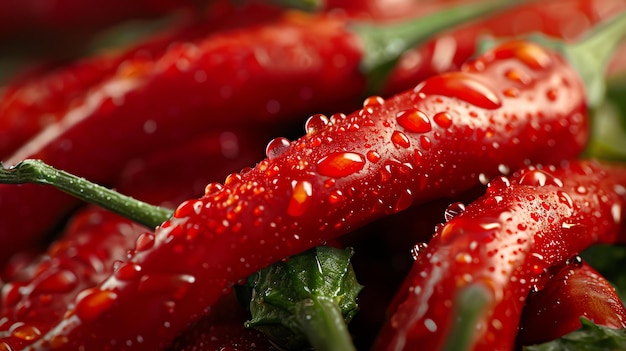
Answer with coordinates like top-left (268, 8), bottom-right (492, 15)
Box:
top-left (517, 261), bottom-right (626, 346)
top-left (24, 39), bottom-right (589, 350)
top-left (374, 160), bottom-right (626, 351)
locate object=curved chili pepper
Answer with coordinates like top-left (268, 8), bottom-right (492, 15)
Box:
top-left (0, 1), bottom-right (507, 264)
top-left (374, 160), bottom-right (626, 351)
top-left (382, 0), bottom-right (626, 96)
top-left (0, 32), bottom-right (600, 349)
top-left (517, 260), bottom-right (626, 347)
top-left (0, 127), bottom-right (267, 350)
top-left (0, 0), bottom-right (289, 160)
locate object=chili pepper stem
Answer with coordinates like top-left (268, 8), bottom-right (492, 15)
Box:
top-left (534, 11), bottom-right (626, 109)
top-left (351, 0), bottom-right (512, 92)
top-left (294, 296), bottom-right (357, 351)
top-left (442, 283), bottom-right (492, 351)
top-left (0, 159), bottom-right (172, 228)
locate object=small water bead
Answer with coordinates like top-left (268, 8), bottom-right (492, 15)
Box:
top-left (411, 242), bottom-right (428, 260)
top-left (135, 232), bottom-right (155, 252)
top-left (504, 68), bottom-right (531, 85)
top-left (328, 189), bottom-right (344, 205)
top-left (494, 41), bottom-right (552, 70)
top-left (287, 180), bottom-right (313, 217)
top-left (305, 114), bottom-right (329, 134)
top-left (392, 189), bottom-right (413, 213)
top-left (265, 137), bottom-right (291, 160)
top-left (366, 150), bottom-right (381, 163)
top-left (391, 131), bottom-right (411, 149)
top-left (32, 270), bottom-right (78, 294)
top-left (419, 135), bottom-right (432, 150)
top-left (11, 324), bottom-right (41, 341)
top-left (518, 170), bottom-right (564, 187)
top-left (444, 202), bottom-right (466, 221)
top-left (113, 263), bottom-right (141, 282)
top-left (363, 95), bottom-right (385, 107)
top-left (204, 182), bottom-right (224, 196)
top-left (415, 72), bottom-right (502, 110)
top-left (74, 288), bottom-right (118, 323)
top-left (396, 109), bottom-right (432, 133)
top-left (432, 112), bottom-right (453, 129)
top-left (316, 152), bottom-right (366, 178)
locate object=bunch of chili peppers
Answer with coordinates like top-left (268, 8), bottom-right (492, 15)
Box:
top-left (2, 0), bottom-right (626, 350)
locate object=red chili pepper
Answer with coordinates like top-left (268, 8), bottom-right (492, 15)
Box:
top-left (517, 260), bottom-right (626, 347)
top-left (0, 0), bottom-right (201, 47)
top-left (0, 0), bottom-right (288, 160)
top-left (0, 127), bottom-right (268, 350)
top-left (0, 2), bottom-right (506, 265)
top-left (373, 160), bottom-right (626, 351)
top-left (3, 33), bottom-right (596, 349)
top-left (382, 0), bottom-right (626, 96)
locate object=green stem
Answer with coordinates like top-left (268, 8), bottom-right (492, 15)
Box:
top-left (263, 0), bottom-right (324, 11)
top-left (532, 11), bottom-right (626, 109)
top-left (295, 296), bottom-right (356, 351)
top-left (0, 159), bottom-right (172, 229)
top-left (442, 283), bottom-right (492, 351)
top-left (352, 0), bottom-right (513, 92)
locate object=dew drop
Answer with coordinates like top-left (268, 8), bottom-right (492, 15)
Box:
top-left (287, 180), bottom-right (313, 217)
top-left (444, 202), bottom-right (466, 221)
top-left (392, 189), bottom-right (413, 213)
top-left (316, 152), bottom-right (366, 178)
top-left (391, 131), bottom-right (411, 148)
top-left (11, 324), bottom-right (41, 341)
top-left (396, 109), bottom-right (432, 133)
top-left (414, 72), bottom-right (502, 109)
top-left (74, 288), bottom-right (118, 323)
top-left (328, 189), bottom-right (344, 205)
top-left (363, 95), bottom-right (385, 107)
top-left (265, 137), bottom-right (291, 160)
top-left (494, 41), bottom-right (552, 70)
top-left (366, 150), bottom-right (381, 163)
top-left (433, 111), bottom-right (453, 129)
top-left (411, 242), bottom-right (428, 260)
top-left (135, 232), bottom-right (155, 252)
top-left (305, 114), bottom-right (329, 134)
top-left (424, 318), bottom-right (438, 332)
top-left (115, 262), bottom-right (142, 281)
top-left (518, 170), bottom-right (563, 187)
top-left (33, 270), bottom-right (78, 294)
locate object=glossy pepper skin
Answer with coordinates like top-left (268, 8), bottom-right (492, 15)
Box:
top-left (374, 160), bottom-right (626, 351)
top-left (0, 0), bottom-right (288, 160)
top-left (0, 0), bottom-right (451, 263)
top-left (0, 127), bottom-right (267, 350)
top-left (382, 0), bottom-right (626, 96)
top-left (0, 0), bottom-right (610, 263)
top-left (23, 39), bottom-right (589, 350)
top-left (517, 261), bottom-right (626, 346)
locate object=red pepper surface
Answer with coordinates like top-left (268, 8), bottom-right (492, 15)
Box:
top-left (374, 160), bottom-right (626, 351)
top-left (0, 0), bottom-right (288, 160)
top-left (517, 261), bottom-right (626, 346)
top-left (1, 0), bottom-right (616, 262)
top-left (21, 38), bottom-right (589, 350)
top-left (0, 0), bottom-right (201, 46)
top-left (165, 292), bottom-right (278, 351)
top-left (0, 0), bottom-right (493, 264)
top-left (382, 0), bottom-right (626, 96)
top-left (0, 127), bottom-right (268, 350)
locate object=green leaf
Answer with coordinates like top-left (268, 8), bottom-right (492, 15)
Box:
top-left (524, 318), bottom-right (626, 351)
top-left (243, 246), bottom-right (363, 351)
